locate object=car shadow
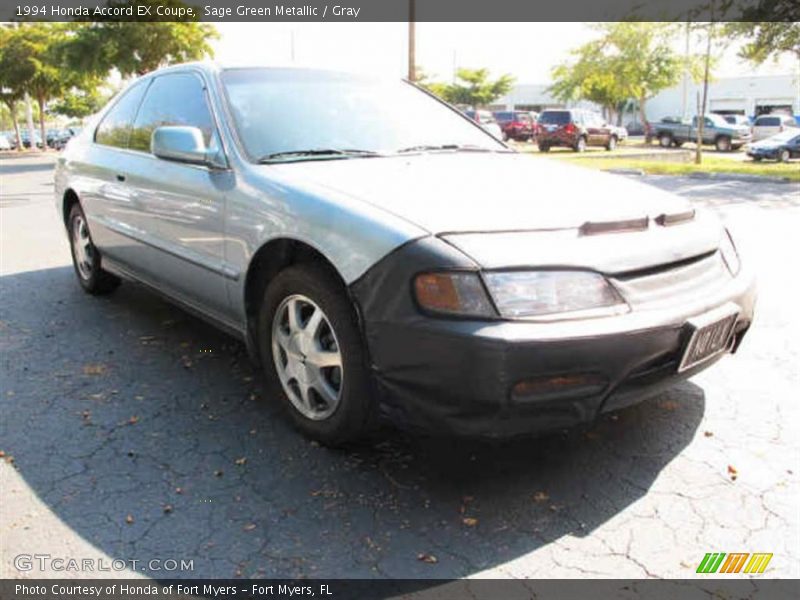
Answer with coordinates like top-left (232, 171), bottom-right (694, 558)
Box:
top-left (0, 266), bottom-right (706, 579)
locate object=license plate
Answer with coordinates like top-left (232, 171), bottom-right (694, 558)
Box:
top-left (678, 308), bottom-right (739, 372)
top-left (546, 125), bottom-right (557, 132)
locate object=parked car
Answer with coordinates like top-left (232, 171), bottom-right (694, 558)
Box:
top-left (746, 129), bottom-right (800, 162)
top-left (0, 133), bottom-right (11, 151)
top-left (537, 109), bottom-right (619, 152)
top-left (492, 110), bottom-right (535, 141)
top-left (625, 120), bottom-right (649, 137)
top-left (610, 124), bottom-right (628, 143)
top-left (47, 129), bottom-right (74, 150)
top-left (19, 130), bottom-right (44, 149)
top-left (56, 64), bottom-right (755, 444)
top-left (720, 114), bottom-right (750, 127)
top-left (652, 114), bottom-right (751, 151)
top-left (463, 109), bottom-right (503, 140)
top-left (751, 114), bottom-right (797, 142)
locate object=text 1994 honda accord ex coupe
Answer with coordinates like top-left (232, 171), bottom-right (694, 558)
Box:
top-left (55, 64), bottom-right (756, 445)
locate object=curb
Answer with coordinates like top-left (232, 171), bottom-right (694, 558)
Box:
top-left (604, 168), bottom-right (645, 176)
top-left (687, 172), bottom-right (792, 184)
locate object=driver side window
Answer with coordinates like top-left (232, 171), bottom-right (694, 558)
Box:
top-left (128, 72), bottom-right (216, 154)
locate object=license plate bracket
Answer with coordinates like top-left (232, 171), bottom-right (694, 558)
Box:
top-left (678, 306), bottom-right (739, 373)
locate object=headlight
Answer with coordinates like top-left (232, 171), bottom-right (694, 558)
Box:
top-left (413, 272), bottom-right (496, 317)
top-left (483, 271), bottom-right (628, 319)
top-left (719, 228), bottom-right (740, 276)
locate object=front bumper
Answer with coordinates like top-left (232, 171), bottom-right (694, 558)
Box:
top-left (350, 238), bottom-right (756, 438)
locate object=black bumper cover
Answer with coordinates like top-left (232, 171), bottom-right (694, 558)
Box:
top-left (349, 237), bottom-right (755, 438)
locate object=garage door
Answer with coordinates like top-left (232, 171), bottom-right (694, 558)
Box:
top-left (710, 98), bottom-right (746, 113)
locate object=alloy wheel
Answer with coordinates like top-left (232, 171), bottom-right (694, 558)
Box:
top-left (72, 215), bottom-right (94, 280)
top-left (271, 294), bottom-right (343, 421)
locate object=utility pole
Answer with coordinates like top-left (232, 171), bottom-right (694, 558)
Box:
top-left (407, 0), bottom-right (416, 81)
top-left (682, 21), bottom-right (690, 120)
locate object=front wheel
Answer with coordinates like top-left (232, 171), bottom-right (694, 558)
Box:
top-left (68, 204), bottom-right (120, 295)
top-left (659, 133), bottom-right (672, 148)
top-left (715, 136), bottom-right (732, 152)
top-left (606, 135), bottom-right (617, 151)
top-left (779, 149), bottom-right (790, 163)
top-left (538, 144), bottom-right (550, 152)
top-left (574, 136), bottom-right (587, 152)
top-left (259, 264), bottom-right (375, 446)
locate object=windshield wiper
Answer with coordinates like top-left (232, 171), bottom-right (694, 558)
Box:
top-left (257, 148), bottom-right (383, 163)
top-left (396, 143), bottom-right (500, 154)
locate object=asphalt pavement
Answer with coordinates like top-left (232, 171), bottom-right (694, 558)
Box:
top-left (1, 154), bottom-right (798, 579)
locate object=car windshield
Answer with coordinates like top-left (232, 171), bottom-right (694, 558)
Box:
top-left (220, 68), bottom-right (506, 161)
top-left (539, 111), bottom-right (571, 125)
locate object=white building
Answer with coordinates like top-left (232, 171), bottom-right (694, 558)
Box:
top-left (494, 73), bottom-right (800, 122)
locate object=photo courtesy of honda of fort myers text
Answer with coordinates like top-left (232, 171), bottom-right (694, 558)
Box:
top-left (0, 0), bottom-right (799, 599)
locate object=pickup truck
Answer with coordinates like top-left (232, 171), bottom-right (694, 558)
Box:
top-left (652, 114), bottom-right (751, 152)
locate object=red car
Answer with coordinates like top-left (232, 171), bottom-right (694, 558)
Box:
top-left (493, 111), bottom-right (535, 141)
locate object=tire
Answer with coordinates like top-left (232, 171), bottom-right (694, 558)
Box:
top-left (258, 263), bottom-right (375, 446)
top-left (538, 144), bottom-right (550, 152)
top-left (780, 149), bottom-right (790, 163)
top-left (606, 135), bottom-right (617, 151)
top-left (752, 156), bottom-right (762, 162)
top-left (715, 136), bottom-right (732, 152)
top-left (574, 136), bottom-right (587, 152)
top-left (502, 132), bottom-right (509, 142)
top-left (659, 133), bottom-right (672, 148)
top-left (67, 204), bottom-right (120, 295)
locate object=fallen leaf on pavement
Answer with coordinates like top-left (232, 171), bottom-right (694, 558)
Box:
top-left (83, 364), bottom-right (107, 375)
top-left (533, 491), bottom-right (549, 502)
top-left (417, 553), bottom-right (438, 564)
top-left (704, 431), bottom-right (714, 437)
top-left (125, 514), bottom-right (134, 524)
top-left (727, 465), bottom-right (738, 481)
top-left (163, 504), bottom-right (173, 514)
top-left (234, 457), bottom-right (247, 466)
top-left (462, 517), bottom-right (478, 527)
top-left (214, 469), bottom-right (224, 477)
top-left (243, 523), bottom-right (256, 532)
top-left (128, 416), bottom-right (139, 425)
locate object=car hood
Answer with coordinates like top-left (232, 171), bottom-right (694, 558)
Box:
top-left (273, 153), bottom-right (691, 232)
top-left (271, 152), bottom-right (723, 273)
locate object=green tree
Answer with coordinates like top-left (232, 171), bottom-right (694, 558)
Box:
top-left (551, 23), bottom-right (688, 140)
top-left (67, 1), bottom-right (219, 78)
top-left (420, 68), bottom-right (515, 108)
top-left (724, 12), bottom-right (799, 64)
top-left (50, 87), bottom-right (110, 119)
top-left (0, 26), bottom-right (36, 150)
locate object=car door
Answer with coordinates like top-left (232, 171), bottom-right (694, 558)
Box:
top-left (78, 78), bottom-right (160, 275)
top-left (124, 71), bottom-right (234, 322)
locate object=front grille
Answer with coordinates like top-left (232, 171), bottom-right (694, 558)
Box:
top-left (611, 251), bottom-right (731, 310)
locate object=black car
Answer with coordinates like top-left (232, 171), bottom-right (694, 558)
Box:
top-left (746, 129), bottom-right (800, 162)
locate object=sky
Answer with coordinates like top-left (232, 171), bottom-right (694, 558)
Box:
top-left (212, 22), bottom-right (799, 85)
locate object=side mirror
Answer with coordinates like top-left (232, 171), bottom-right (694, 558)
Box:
top-left (152, 126), bottom-right (212, 166)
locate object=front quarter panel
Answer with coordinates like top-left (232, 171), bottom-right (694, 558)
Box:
top-left (224, 164), bottom-right (428, 322)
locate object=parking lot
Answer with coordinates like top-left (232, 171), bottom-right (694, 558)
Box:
top-left (1, 154), bottom-right (798, 579)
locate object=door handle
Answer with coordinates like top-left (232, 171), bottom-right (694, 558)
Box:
top-left (116, 174), bottom-right (126, 182)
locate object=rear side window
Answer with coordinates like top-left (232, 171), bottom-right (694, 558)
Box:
top-left (539, 111), bottom-right (571, 125)
top-left (756, 116), bottom-right (780, 126)
top-left (515, 112), bottom-right (531, 123)
top-left (128, 72), bottom-right (215, 154)
top-left (494, 111), bottom-right (514, 121)
top-left (95, 80), bottom-right (149, 149)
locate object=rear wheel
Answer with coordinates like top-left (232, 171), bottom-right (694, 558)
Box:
top-left (715, 136), bottom-right (732, 152)
top-left (659, 133), bottom-right (672, 148)
top-left (606, 135), bottom-right (617, 151)
top-left (779, 149), bottom-right (790, 163)
top-left (574, 136), bottom-right (587, 152)
top-left (259, 264), bottom-right (375, 446)
top-left (68, 204), bottom-right (120, 295)
top-left (538, 144), bottom-right (550, 152)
